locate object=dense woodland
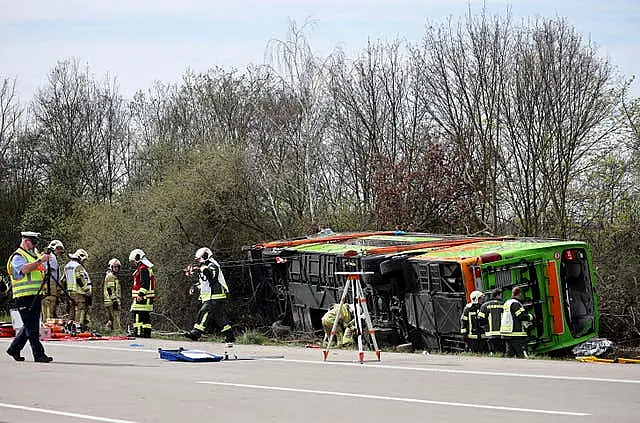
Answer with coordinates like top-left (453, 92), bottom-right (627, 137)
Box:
top-left (1, 12), bottom-right (640, 345)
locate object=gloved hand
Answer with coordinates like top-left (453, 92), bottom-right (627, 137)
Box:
top-left (189, 286), bottom-right (196, 295)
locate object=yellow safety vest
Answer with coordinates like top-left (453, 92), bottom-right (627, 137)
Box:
top-left (64, 261), bottom-right (91, 294)
top-left (6, 248), bottom-right (44, 298)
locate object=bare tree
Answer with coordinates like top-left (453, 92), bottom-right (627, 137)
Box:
top-left (0, 76), bottom-right (22, 165)
top-left (259, 19), bottom-right (333, 233)
top-left (412, 10), bottom-right (511, 233)
top-left (32, 59), bottom-right (130, 202)
top-left (532, 18), bottom-right (621, 237)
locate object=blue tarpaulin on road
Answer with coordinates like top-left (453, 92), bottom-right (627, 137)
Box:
top-left (158, 347), bottom-right (224, 362)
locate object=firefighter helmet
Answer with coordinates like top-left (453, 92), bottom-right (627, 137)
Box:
top-left (195, 247), bottom-right (213, 263)
top-left (470, 290), bottom-right (484, 304)
top-left (69, 248), bottom-right (89, 262)
top-left (47, 239), bottom-right (65, 252)
top-left (129, 249), bottom-right (145, 262)
top-left (108, 258), bottom-right (121, 270)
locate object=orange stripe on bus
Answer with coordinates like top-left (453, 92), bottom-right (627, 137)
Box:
top-left (546, 261), bottom-right (565, 335)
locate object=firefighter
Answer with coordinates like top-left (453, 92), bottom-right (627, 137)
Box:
top-left (41, 239), bottom-right (65, 320)
top-left (104, 258), bottom-right (122, 331)
top-left (64, 249), bottom-right (92, 330)
top-left (321, 303), bottom-right (355, 347)
top-left (478, 288), bottom-right (504, 355)
top-left (6, 231), bottom-right (53, 362)
top-left (460, 290), bottom-right (485, 353)
top-left (183, 247), bottom-right (235, 343)
top-left (129, 248), bottom-right (155, 338)
top-left (500, 286), bottom-right (533, 358)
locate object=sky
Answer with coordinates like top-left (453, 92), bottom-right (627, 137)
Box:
top-left (2, 0), bottom-right (640, 102)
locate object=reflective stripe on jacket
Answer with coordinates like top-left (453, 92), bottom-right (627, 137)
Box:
top-left (104, 271), bottom-right (121, 305)
top-left (478, 299), bottom-right (503, 337)
top-left (500, 298), bottom-right (532, 337)
top-left (64, 260), bottom-right (91, 294)
top-left (197, 259), bottom-right (228, 301)
top-left (460, 302), bottom-right (484, 339)
top-left (7, 248), bottom-right (44, 298)
top-left (131, 263), bottom-right (155, 311)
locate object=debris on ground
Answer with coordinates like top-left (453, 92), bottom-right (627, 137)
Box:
top-left (571, 338), bottom-right (613, 357)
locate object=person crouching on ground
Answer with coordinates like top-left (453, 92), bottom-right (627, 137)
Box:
top-left (322, 303), bottom-right (355, 347)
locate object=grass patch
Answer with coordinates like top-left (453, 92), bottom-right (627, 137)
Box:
top-left (237, 329), bottom-right (272, 345)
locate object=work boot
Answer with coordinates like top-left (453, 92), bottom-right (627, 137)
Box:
top-left (183, 329), bottom-right (202, 341)
top-left (6, 348), bottom-right (25, 362)
top-left (34, 355), bottom-right (54, 363)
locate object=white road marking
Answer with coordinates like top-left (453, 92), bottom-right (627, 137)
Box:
top-left (0, 402), bottom-right (138, 423)
top-left (197, 381), bottom-right (589, 416)
top-left (0, 339), bottom-right (157, 353)
top-left (275, 358), bottom-right (640, 384)
top-left (3, 339), bottom-right (638, 385)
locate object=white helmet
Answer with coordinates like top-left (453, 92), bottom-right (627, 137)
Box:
top-left (69, 248), bottom-right (89, 262)
top-left (470, 290), bottom-right (484, 304)
top-left (129, 248), bottom-right (145, 262)
top-left (108, 258), bottom-right (121, 270)
top-left (47, 239), bottom-right (65, 252)
top-left (195, 247), bottom-right (213, 263)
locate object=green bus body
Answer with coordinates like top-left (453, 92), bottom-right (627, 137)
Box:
top-left (246, 231), bottom-right (599, 354)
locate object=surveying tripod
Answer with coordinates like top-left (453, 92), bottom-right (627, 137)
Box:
top-left (323, 270), bottom-right (381, 363)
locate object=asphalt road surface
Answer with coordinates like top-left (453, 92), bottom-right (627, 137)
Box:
top-left (1, 337), bottom-right (639, 423)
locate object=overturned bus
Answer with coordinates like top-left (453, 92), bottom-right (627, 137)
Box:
top-left (245, 231), bottom-right (599, 354)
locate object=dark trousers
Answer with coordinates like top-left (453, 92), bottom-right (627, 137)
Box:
top-left (467, 338), bottom-right (486, 353)
top-left (194, 299), bottom-right (234, 342)
top-left (8, 296), bottom-right (46, 359)
top-left (132, 310), bottom-right (152, 338)
top-left (487, 337), bottom-right (505, 355)
top-left (504, 336), bottom-right (528, 358)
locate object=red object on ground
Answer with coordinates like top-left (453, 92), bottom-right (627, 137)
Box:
top-left (0, 327), bottom-right (16, 337)
top-left (305, 343), bottom-right (322, 348)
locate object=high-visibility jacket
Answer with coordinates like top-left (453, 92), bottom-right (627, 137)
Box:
top-left (478, 299), bottom-right (504, 338)
top-left (131, 263), bottom-right (155, 312)
top-left (103, 271), bottom-right (121, 306)
top-left (500, 298), bottom-right (532, 337)
top-left (7, 248), bottom-right (44, 298)
top-left (64, 260), bottom-right (92, 295)
top-left (196, 259), bottom-right (228, 301)
top-left (322, 303), bottom-right (352, 327)
top-left (460, 302), bottom-right (484, 339)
